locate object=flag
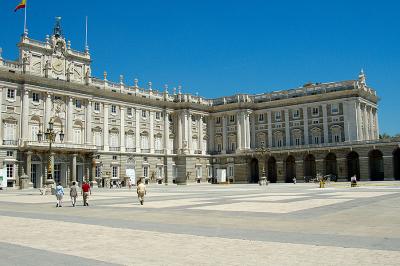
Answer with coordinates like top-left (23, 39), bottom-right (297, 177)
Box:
top-left (14, 0), bottom-right (27, 12)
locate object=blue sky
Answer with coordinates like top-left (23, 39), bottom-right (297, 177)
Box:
top-left (1, 1), bottom-right (399, 135)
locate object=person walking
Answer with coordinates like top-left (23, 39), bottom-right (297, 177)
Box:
top-left (55, 182), bottom-right (64, 208)
top-left (81, 181), bottom-right (91, 206)
top-left (70, 181), bottom-right (78, 207)
top-left (136, 180), bottom-right (146, 205)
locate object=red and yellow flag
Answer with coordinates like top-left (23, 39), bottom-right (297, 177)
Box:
top-left (14, 0), bottom-right (26, 12)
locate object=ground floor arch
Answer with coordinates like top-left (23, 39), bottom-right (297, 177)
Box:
top-left (249, 158), bottom-right (259, 183)
top-left (267, 156), bottom-right (277, 183)
top-left (304, 154), bottom-right (316, 179)
top-left (285, 155), bottom-right (296, 183)
top-left (347, 151), bottom-right (360, 181)
top-left (393, 148), bottom-right (400, 180)
top-left (325, 152), bottom-right (337, 176)
top-left (369, 149), bottom-right (384, 181)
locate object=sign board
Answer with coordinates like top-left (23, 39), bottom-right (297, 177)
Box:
top-left (0, 168), bottom-right (6, 188)
top-left (216, 169), bottom-right (226, 183)
top-left (126, 168), bottom-right (136, 186)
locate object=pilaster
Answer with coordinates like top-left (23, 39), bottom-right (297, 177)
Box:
top-left (267, 111), bottom-right (272, 147)
top-left (103, 103), bottom-right (109, 151)
top-left (22, 88), bottom-right (30, 140)
top-left (284, 109), bottom-right (290, 146)
top-left (135, 108), bottom-right (141, 153)
top-left (149, 111), bottom-right (154, 153)
top-left (67, 96), bottom-right (73, 143)
top-left (86, 100), bottom-right (92, 144)
top-left (322, 104), bottom-right (329, 143)
top-left (303, 107), bottom-right (309, 145)
top-left (222, 115), bottom-right (227, 154)
top-left (120, 106), bottom-right (125, 152)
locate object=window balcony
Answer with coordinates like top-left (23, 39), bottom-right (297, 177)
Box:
top-left (154, 149), bottom-right (164, 154)
top-left (126, 148), bottom-right (136, 152)
top-left (96, 145), bottom-right (104, 150)
top-left (109, 146), bottom-right (120, 151)
top-left (194, 150), bottom-right (202, 154)
top-left (3, 140), bottom-right (18, 146)
top-left (141, 148), bottom-right (150, 153)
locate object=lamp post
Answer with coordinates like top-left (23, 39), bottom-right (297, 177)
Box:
top-left (37, 118), bottom-right (65, 188)
top-left (255, 145), bottom-right (270, 186)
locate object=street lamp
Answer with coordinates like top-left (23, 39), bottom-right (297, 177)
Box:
top-left (255, 144), bottom-right (270, 186)
top-left (37, 118), bottom-right (64, 186)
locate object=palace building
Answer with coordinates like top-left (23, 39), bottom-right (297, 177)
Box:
top-left (1, 20), bottom-right (399, 188)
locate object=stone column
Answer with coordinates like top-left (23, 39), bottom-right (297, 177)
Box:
top-left (343, 101), bottom-right (349, 141)
top-left (356, 102), bottom-right (363, 141)
top-left (374, 109), bottom-right (379, 139)
top-left (244, 111), bottom-right (251, 149)
top-left (236, 111), bottom-right (242, 151)
top-left (149, 110), bottom-right (154, 153)
top-left (208, 117), bottom-right (215, 153)
top-left (67, 97), bottom-right (74, 143)
top-left (120, 106), bottom-right (125, 152)
top-left (267, 111), bottom-right (272, 147)
top-left (135, 108), bottom-right (141, 152)
top-left (198, 115), bottom-right (203, 153)
top-left (22, 88), bottom-right (30, 140)
top-left (369, 107), bottom-right (375, 140)
top-left (71, 154), bottom-right (77, 183)
top-left (222, 115), bottom-right (227, 153)
top-left (86, 100), bottom-right (92, 144)
top-left (177, 112), bottom-right (183, 150)
top-left (188, 112), bottom-right (193, 153)
top-left (26, 151), bottom-right (32, 186)
top-left (164, 110), bottom-right (170, 154)
top-left (45, 152), bottom-right (55, 186)
top-left (322, 104), bottom-right (329, 143)
top-left (251, 113), bottom-right (256, 149)
top-left (303, 107), bottom-right (309, 145)
top-left (364, 105), bottom-right (370, 140)
top-left (0, 87), bottom-right (2, 141)
top-left (45, 92), bottom-right (52, 129)
top-left (91, 154), bottom-right (98, 187)
top-left (284, 109), bottom-right (290, 146)
top-left (103, 103), bottom-right (109, 151)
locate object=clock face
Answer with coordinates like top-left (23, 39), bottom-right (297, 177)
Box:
top-left (53, 58), bottom-right (64, 73)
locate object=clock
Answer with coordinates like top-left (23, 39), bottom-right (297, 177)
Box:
top-left (52, 58), bottom-right (64, 73)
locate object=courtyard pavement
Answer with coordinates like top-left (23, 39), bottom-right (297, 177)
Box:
top-left (0, 181), bottom-right (399, 265)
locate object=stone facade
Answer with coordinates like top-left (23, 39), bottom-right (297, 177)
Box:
top-left (0, 20), bottom-right (399, 188)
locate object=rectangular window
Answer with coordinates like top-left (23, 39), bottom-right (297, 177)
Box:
top-left (276, 124), bottom-right (282, 128)
top-left (94, 102), bottom-right (100, 111)
top-left (275, 111), bottom-right (281, 121)
top-left (334, 135), bottom-right (340, 142)
top-left (54, 96), bottom-right (62, 100)
top-left (31, 124), bottom-right (39, 141)
top-left (229, 115), bottom-right (235, 123)
top-left (95, 165), bottom-right (101, 178)
top-left (277, 139), bottom-right (283, 147)
top-left (112, 166), bottom-right (119, 178)
top-left (216, 117), bottom-right (221, 124)
top-left (75, 99), bottom-right (82, 108)
top-left (295, 138), bottom-right (301, 146)
top-left (127, 107), bottom-right (132, 116)
top-left (142, 110), bottom-right (147, 118)
top-left (331, 104), bottom-right (339, 114)
top-left (112, 155), bottom-right (117, 160)
top-left (258, 114), bottom-right (264, 122)
top-left (7, 89), bottom-right (15, 100)
top-left (6, 164), bottom-right (14, 179)
top-left (332, 117), bottom-right (339, 122)
top-left (312, 107), bottom-right (319, 116)
top-left (217, 143), bottom-right (222, 152)
top-left (32, 92), bottom-right (40, 102)
top-left (111, 105), bottom-right (117, 114)
top-left (314, 136), bottom-right (320, 144)
top-left (6, 151), bottom-right (13, 157)
top-left (143, 166), bottom-right (149, 178)
top-left (312, 120), bottom-right (319, 124)
top-left (293, 109), bottom-right (300, 119)
top-left (156, 112), bottom-right (161, 120)
top-left (293, 121), bottom-right (301, 127)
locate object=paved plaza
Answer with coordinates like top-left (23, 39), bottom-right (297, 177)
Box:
top-left (0, 182), bottom-right (400, 266)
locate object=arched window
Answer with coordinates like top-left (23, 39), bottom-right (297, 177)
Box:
top-left (92, 127), bottom-right (102, 147)
top-left (73, 121), bottom-right (83, 144)
top-left (331, 126), bottom-right (342, 143)
top-left (154, 133), bottom-right (162, 151)
top-left (30, 116), bottom-right (41, 141)
top-left (311, 128), bottom-right (321, 144)
top-left (141, 132), bottom-right (149, 150)
top-left (125, 131), bottom-right (135, 149)
top-left (109, 128), bottom-right (119, 148)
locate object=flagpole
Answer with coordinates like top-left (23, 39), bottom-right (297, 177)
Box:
top-left (24, 1), bottom-right (27, 36)
top-left (85, 16), bottom-right (88, 51)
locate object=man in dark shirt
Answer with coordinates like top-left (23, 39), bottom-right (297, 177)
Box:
top-left (81, 181), bottom-right (91, 206)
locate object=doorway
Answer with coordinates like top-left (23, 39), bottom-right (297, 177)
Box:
top-left (249, 158), bottom-right (259, 183)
